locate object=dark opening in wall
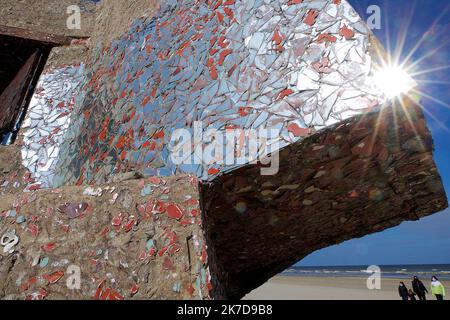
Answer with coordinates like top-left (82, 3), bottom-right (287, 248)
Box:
top-left (0, 33), bottom-right (52, 145)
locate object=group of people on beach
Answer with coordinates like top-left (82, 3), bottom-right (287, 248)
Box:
top-left (399, 276), bottom-right (446, 300)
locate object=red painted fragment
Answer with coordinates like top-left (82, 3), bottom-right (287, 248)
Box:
top-left (312, 57), bottom-right (331, 73)
top-left (153, 130), bottom-right (165, 139)
top-left (177, 40), bottom-right (191, 55)
top-left (192, 33), bottom-right (203, 41)
top-left (218, 36), bottom-right (228, 48)
top-left (139, 251), bottom-right (148, 261)
top-left (163, 257), bottom-right (175, 271)
top-left (28, 224), bottom-right (39, 237)
top-left (169, 244), bottom-right (181, 255)
top-left (304, 10), bottom-right (318, 26)
top-left (210, 36), bottom-right (218, 46)
top-left (209, 65), bottom-right (218, 80)
top-left (141, 96), bottom-right (150, 107)
top-left (109, 290), bottom-right (124, 300)
top-left (272, 30), bottom-right (284, 45)
top-left (94, 280), bottom-right (124, 300)
top-left (278, 88), bottom-right (294, 100)
top-left (216, 11), bottom-right (224, 23)
top-left (212, 0), bottom-right (223, 10)
top-left (239, 107), bottom-right (252, 116)
top-left (25, 288), bottom-right (47, 300)
top-left (28, 184), bottom-right (41, 191)
top-left (180, 219), bottom-right (194, 227)
top-left (149, 176), bottom-right (162, 184)
top-left (185, 198), bottom-right (199, 206)
top-left (111, 215), bottom-right (122, 227)
top-left (41, 243), bottom-right (57, 253)
top-left (94, 280), bottom-right (106, 300)
top-left (158, 245), bottom-right (169, 257)
top-left (167, 203), bottom-right (184, 220)
top-left (201, 246), bottom-right (208, 263)
top-left (223, 7), bottom-right (234, 20)
top-left (317, 33), bottom-right (337, 43)
top-left (116, 136), bottom-right (125, 149)
top-left (218, 49), bottom-right (232, 65)
top-left (187, 284), bottom-right (195, 297)
top-left (130, 285), bottom-right (139, 296)
top-left (142, 141), bottom-right (151, 148)
top-left (340, 25), bottom-right (355, 40)
top-left (288, 123), bottom-right (310, 137)
top-left (209, 48), bottom-right (219, 56)
top-left (123, 219), bottom-right (136, 233)
top-left (20, 277), bottom-right (38, 292)
top-left (43, 271), bottom-right (64, 284)
top-left (208, 167), bottom-right (220, 175)
top-left (190, 209), bottom-right (199, 217)
top-left (154, 200), bottom-right (167, 214)
top-left (99, 129), bottom-right (107, 141)
top-left (228, 64), bottom-right (237, 77)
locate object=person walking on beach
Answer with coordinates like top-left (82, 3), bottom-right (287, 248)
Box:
top-left (398, 282), bottom-right (409, 301)
top-left (412, 276), bottom-right (428, 300)
top-left (431, 276), bottom-right (446, 301)
top-left (408, 289), bottom-right (417, 301)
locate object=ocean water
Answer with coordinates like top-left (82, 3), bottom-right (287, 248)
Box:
top-left (282, 264), bottom-right (450, 280)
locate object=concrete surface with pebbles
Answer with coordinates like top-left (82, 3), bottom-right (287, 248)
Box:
top-left (0, 175), bottom-right (212, 300)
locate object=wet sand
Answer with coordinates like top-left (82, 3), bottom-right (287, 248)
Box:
top-left (244, 276), bottom-right (449, 300)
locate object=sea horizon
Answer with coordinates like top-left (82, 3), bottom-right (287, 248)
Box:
top-left (282, 264), bottom-right (450, 280)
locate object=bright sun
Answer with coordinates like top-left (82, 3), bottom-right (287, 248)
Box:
top-left (373, 65), bottom-right (416, 98)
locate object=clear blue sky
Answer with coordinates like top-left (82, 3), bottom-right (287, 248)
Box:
top-left (298, 0), bottom-right (450, 267)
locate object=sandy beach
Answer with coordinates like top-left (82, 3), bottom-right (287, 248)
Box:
top-left (244, 276), bottom-right (449, 300)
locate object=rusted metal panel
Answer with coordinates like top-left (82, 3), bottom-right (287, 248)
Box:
top-left (0, 50), bottom-right (39, 136)
top-left (0, 25), bottom-right (74, 45)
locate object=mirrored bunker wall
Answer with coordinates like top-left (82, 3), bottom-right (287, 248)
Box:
top-left (52, 0), bottom-right (388, 187)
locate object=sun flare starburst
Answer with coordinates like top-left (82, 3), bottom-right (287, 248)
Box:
top-left (363, 1), bottom-right (450, 138)
top-left (373, 65), bottom-right (416, 99)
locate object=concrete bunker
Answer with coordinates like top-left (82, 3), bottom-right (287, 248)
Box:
top-left (200, 99), bottom-right (448, 299)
